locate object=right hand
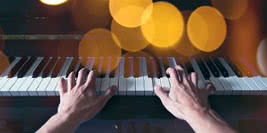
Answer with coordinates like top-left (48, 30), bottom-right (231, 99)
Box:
top-left (154, 65), bottom-right (215, 120)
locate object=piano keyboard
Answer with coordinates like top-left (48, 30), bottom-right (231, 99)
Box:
top-left (0, 56), bottom-right (266, 96)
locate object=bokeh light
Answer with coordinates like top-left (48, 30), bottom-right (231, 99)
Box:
top-left (79, 28), bottom-right (121, 73)
top-left (71, 0), bottom-right (111, 32)
top-left (211, 0), bottom-right (248, 20)
top-left (109, 0), bottom-right (153, 28)
top-left (111, 19), bottom-right (150, 52)
top-left (0, 27), bottom-right (5, 51)
top-left (257, 38), bottom-right (267, 76)
top-left (173, 10), bottom-right (200, 57)
top-left (40, 0), bottom-right (68, 6)
top-left (0, 51), bottom-right (9, 74)
top-left (187, 6), bottom-right (226, 52)
top-left (141, 2), bottom-right (184, 48)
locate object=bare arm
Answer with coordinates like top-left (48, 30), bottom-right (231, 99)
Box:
top-left (155, 66), bottom-right (237, 133)
top-left (37, 68), bottom-right (117, 133)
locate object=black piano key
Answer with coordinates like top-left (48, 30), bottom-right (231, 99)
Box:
top-left (223, 57), bottom-right (242, 77)
top-left (8, 56), bottom-right (15, 63)
top-left (42, 57), bottom-right (58, 78)
top-left (205, 58), bottom-right (220, 77)
top-left (196, 59), bottom-right (210, 80)
top-left (213, 58), bottom-right (230, 77)
top-left (17, 57), bottom-right (37, 78)
top-left (32, 57), bottom-right (49, 78)
top-left (184, 61), bottom-right (195, 74)
top-left (51, 57), bottom-right (66, 78)
top-left (8, 57), bottom-right (28, 78)
top-left (66, 57), bottom-right (79, 78)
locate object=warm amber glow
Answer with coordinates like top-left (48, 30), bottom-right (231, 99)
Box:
top-left (141, 2), bottom-right (184, 48)
top-left (0, 51), bottom-right (9, 73)
top-left (174, 11), bottom-right (200, 57)
top-left (79, 29), bottom-right (121, 72)
top-left (109, 0), bottom-right (153, 27)
top-left (123, 51), bottom-right (152, 77)
top-left (71, 0), bottom-right (111, 32)
top-left (211, 0), bottom-right (248, 20)
top-left (257, 38), bottom-right (267, 76)
top-left (111, 20), bottom-right (149, 52)
top-left (187, 6), bottom-right (226, 52)
top-left (40, 0), bottom-right (67, 5)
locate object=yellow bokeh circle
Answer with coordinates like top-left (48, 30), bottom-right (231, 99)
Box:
top-left (187, 6), bottom-right (227, 52)
top-left (109, 0), bottom-right (153, 28)
top-left (141, 2), bottom-right (184, 48)
top-left (40, 0), bottom-right (68, 6)
top-left (111, 19), bottom-right (150, 52)
top-left (211, 0), bottom-right (248, 20)
top-left (79, 28), bottom-right (121, 73)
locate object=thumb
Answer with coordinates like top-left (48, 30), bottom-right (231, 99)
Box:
top-left (154, 85), bottom-right (172, 107)
top-left (97, 86), bottom-right (118, 108)
top-left (59, 78), bottom-right (67, 96)
top-left (205, 82), bottom-right (216, 95)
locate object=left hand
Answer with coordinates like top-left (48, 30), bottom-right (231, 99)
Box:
top-left (57, 68), bottom-right (117, 125)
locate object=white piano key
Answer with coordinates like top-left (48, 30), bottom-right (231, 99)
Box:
top-left (210, 78), bottom-right (224, 95)
top-left (11, 57), bottom-right (42, 96)
top-left (135, 57), bottom-right (145, 95)
top-left (96, 57), bottom-right (103, 94)
top-left (189, 57), bottom-right (205, 88)
top-left (126, 57), bottom-right (135, 96)
top-left (242, 77), bottom-right (259, 95)
top-left (36, 57), bottom-right (59, 96)
top-left (47, 57), bottom-right (71, 96)
top-left (235, 77), bottom-right (250, 95)
top-left (0, 57), bottom-right (21, 96)
top-left (118, 57), bottom-right (127, 95)
top-left (109, 57), bottom-right (120, 95)
top-left (226, 77), bottom-right (243, 95)
top-left (1, 57), bottom-right (30, 96)
top-left (150, 57), bottom-right (161, 88)
top-left (251, 76), bottom-right (267, 94)
top-left (158, 57), bottom-right (170, 91)
top-left (101, 57), bottom-right (111, 93)
top-left (218, 57), bottom-right (236, 76)
top-left (142, 57), bottom-right (153, 96)
top-left (217, 77), bottom-right (232, 95)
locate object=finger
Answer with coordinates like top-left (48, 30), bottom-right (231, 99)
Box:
top-left (97, 86), bottom-right (118, 108)
top-left (166, 68), bottom-right (179, 84)
top-left (77, 68), bottom-right (89, 86)
top-left (83, 70), bottom-right (96, 92)
top-left (154, 85), bottom-right (173, 106)
top-left (59, 78), bottom-right (67, 96)
top-left (205, 82), bottom-right (216, 92)
top-left (175, 65), bottom-right (184, 83)
top-left (191, 72), bottom-right (198, 88)
top-left (67, 72), bottom-right (76, 91)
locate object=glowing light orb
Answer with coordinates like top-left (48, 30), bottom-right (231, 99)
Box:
top-left (111, 20), bottom-right (149, 52)
top-left (40, 0), bottom-right (68, 6)
top-left (79, 29), bottom-right (121, 73)
top-left (141, 2), bottom-right (184, 48)
top-left (0, 51), bottom-right (9, 74)
top-left (257, 38), bottom-right (267, 76)
top-left (109, 0), bottom-right (153, 27)
top-left (174, 11), bottom-right (200, 57)
top-left (211, 0), bottom-right (248, 20)
top-left (187, 6), bottom-right (226, 52)
top-left (71, 0), bottom-right (111, 32)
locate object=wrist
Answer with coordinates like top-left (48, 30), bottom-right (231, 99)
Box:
top-left (55, 112), bottom-right (81, 129)
top-left (183, 107), bottom-right (211, 122)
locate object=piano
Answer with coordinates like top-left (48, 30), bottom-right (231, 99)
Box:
top-left (0, 56), bottom-right (266, 96)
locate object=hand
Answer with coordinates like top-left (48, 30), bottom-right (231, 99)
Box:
top-left (57, 68), bottom-right (117, 125)
top-left (155, 65), bottom-right (215, 120)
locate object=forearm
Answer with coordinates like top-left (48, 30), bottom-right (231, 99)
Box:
top-left (185, 109), bottom-right (237, 133)
top-left (36, 113), bottom-right (80, 133)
